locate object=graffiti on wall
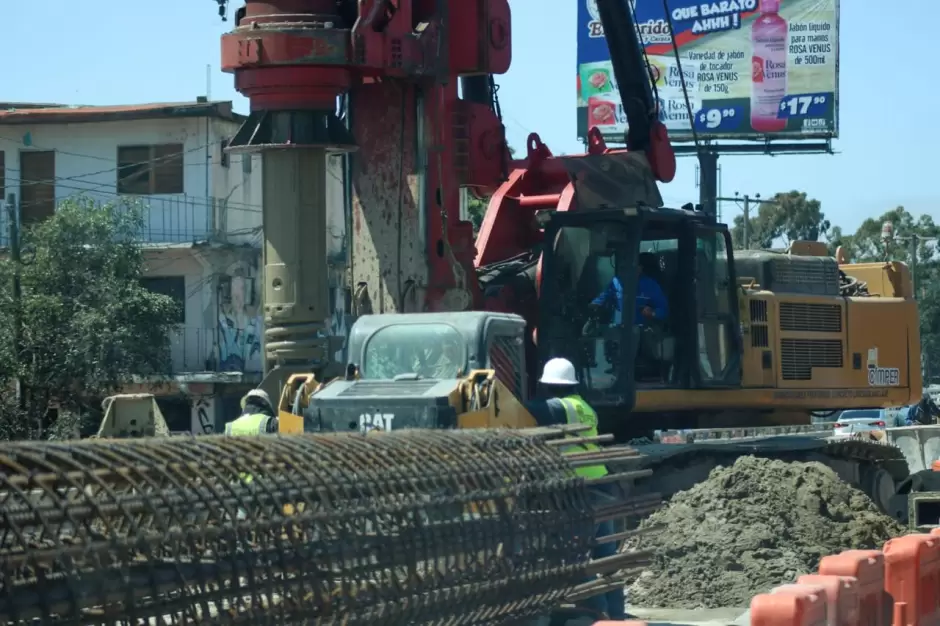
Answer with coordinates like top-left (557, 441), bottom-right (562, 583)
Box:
top-left (326, 156), bottom-right (350, 363)
top-left (216, 256), bottom-right (263, 373)
top-left (329, 286), bottom-right (348, 362)
top-left (191, 396), bottom-right (216, 434)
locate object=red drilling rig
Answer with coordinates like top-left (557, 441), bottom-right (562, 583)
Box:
top-left (215, 0), bottom-right (921, 522)
top-left (218, 0), bottom-right (677, 396)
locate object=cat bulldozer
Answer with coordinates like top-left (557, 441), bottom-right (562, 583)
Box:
top-left (280, 203), bottom-right (922, 521)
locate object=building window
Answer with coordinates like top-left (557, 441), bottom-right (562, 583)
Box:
top-left (0, 151), bottom-right (5, 200)
top-left (220, 139), bottom-right (230, 168)
top-left (242, 153), bottom-right (252, 174)
top-left (117, 144), bottom-right (184, 195)
top-left (141, 276), bottom-right (186, 323)
top-left (19, 150), bottom-right (56, 224)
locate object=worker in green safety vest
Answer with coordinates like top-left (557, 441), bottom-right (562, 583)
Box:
top-left (524, 357), bottom-right (624, 621)
top-left (225, 389), bottom-right (279, 435)
top-left (224, 389), bottom-right (278, 488)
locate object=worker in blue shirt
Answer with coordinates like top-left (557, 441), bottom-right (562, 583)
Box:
top-left (590, 252), bottom-right (668, 326)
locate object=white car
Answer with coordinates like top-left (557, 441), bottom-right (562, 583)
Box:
top-left (833, 410), bottom-right (887, 437)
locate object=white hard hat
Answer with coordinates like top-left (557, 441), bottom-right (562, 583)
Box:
top-left (242, 388), bottom-right (273, 410)
top-left (539, 358), bottom-right (579, 386)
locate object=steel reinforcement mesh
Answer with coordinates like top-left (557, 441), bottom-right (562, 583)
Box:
top-left (0, 429), bottom-right (601, 625)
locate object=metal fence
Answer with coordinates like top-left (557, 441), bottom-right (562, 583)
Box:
top-left (0, 193), bottom-right (222, 246)
top-left (127, 194), bottom-right (215, 243)
top-left (167, 326), bottom-right (217, 373)
top-left (167, 326), bottom-right (263, 375)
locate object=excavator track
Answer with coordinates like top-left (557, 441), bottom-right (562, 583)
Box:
top-left (622, 429), bottom-right (910, 519)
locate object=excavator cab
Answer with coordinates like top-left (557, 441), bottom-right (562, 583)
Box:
top-left (538, 206), bottom-right (742, 435)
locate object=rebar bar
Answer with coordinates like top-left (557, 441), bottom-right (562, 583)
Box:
top-left (0, 427), bottom-right (656, 625)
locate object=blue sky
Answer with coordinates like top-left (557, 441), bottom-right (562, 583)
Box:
top-left (4, 1), bottom-right (937, 234)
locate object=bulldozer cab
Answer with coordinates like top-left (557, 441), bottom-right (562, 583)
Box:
top-left (304, 311), bottom-right (528, 432)
top-left (538, 207), bottom-right (742, 413)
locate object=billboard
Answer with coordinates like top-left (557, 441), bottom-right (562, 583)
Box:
top-left (576, 0), bottom-right (839, 142)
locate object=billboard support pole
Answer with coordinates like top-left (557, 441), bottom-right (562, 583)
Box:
top-left (698, 150), bottom-right (718, 221)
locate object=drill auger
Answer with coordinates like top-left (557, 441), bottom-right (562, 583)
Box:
top-left (0, 427), bottom-right (659, 624)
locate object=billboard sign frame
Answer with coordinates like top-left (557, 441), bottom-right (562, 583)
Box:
top-left (576, 0), bottom-right (840, 143)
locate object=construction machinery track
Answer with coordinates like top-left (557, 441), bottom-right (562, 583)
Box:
top-left (627, 430), bottom-right (910, 519)
top-left (0, 426), bottom-right (658, 625)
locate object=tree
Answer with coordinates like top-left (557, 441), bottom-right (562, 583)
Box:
top-left (0, 198), bottom-right (180, 439)
top-left (730, 191), bottom-right (829, 249)
top-left (830, 206), bottom-right (940, 384)
top-left (830, 206), bottom-right (940, 264)
top-left (466, 145), bottom-right (517, 236)
top-left (466, 194), bottom-right (488, 235)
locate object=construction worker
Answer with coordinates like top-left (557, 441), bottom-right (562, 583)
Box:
top-left (589, 252), bottom-right (668, 327)
top-left (224, 388), bottom-right (279, 435)
top-left (224, 389), bottom-right (278, 493)
top-left (524, 357), bottom-right (624, 620)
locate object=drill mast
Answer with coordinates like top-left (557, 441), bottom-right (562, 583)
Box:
top-left (220, 0), bottom-right (511, 395)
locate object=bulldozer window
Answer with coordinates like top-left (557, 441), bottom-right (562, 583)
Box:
top-left (695, 230), bottom-right (737, 384)
top-left (542, 223), bottom-right (631, 392)
top-left (362, 323), bottom-right (466, 380)
top-left (635, 235), bottom-right (678, 385)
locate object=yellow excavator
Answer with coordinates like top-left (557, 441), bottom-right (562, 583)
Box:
top-left (277, 205), bottom-right (920, 519)
top-left (213, 0), bottom-right (920, 524)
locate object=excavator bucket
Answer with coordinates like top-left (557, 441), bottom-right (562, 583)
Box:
top-left (559, 152), bottom-right (664, 210)
top-left (884, 425), bottom-right (940, 473)
top-left (93, 393), bottom-right (170, 438)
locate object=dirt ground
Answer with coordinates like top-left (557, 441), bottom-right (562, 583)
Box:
top-left (627, 455), bottom-right (905, 609)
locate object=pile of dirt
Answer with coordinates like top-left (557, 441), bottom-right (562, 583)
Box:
top-left (628, 455), bottom-right (905, 609)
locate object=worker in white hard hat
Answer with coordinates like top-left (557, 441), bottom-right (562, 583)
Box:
top-left (524, 357), bottom-right (624, 620)
top-left (224, 388), bottom-right (278, 435)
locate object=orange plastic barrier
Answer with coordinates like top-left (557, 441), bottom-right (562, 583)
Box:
top-left (604, 536), bottom-right (940, 626)
top-left (751, 585), bottom-right (828, 626)
top-left (819, 550), bottom-right (887, 626)
top-left (883, 534), bottom-right (940, 626)
top-left (798, 574), bottom-right (860, 626)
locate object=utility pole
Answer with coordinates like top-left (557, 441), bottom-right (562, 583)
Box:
top-left (743, 195), bottom-right (750, 249)
top-left (716, 193), bottom-right (776, 250)
top-left (698, 150), bottom-right (719, 221)
top-left (6, 193), bottom-right (25, 421)
top-left (882, 221), bottom-right (938, 298)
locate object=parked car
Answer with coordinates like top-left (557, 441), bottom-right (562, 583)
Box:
top-left (833, 409), bottom-right (887, 437)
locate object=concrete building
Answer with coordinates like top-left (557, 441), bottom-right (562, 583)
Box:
top-left (0, 100), bottom-right (320, 431)
top-left (0, 100), bottom-right (261, 244)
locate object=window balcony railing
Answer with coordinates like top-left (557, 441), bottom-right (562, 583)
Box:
top-left (0, 193), bottom-right (260, 246)
top-left (167, 326), bottom-right (263, 375)
top-left (109, 194), bottom-right (216, 244)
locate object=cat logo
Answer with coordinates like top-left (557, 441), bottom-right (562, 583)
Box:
top-left (867, 348), bottom-right (900, 387)
top-left (359, 412), bottom-right (395, 432)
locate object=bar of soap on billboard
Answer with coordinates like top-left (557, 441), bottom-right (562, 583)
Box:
top-left (576, 0), bottom-right (839, 142)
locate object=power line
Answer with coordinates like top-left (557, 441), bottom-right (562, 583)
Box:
top-left (0, 132), bottom-right (241, 169)
top-left (7, 176), bottom-right (262, 213)
top-left (0, 135), bottom-right (342, 212)
top-left (717, 193), bottom-right (776, 250)
top-left (2, 137), bottom-right (231, 192)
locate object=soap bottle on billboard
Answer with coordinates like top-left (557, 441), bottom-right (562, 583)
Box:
top-left (750, 0), bottom-right (788, 133)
